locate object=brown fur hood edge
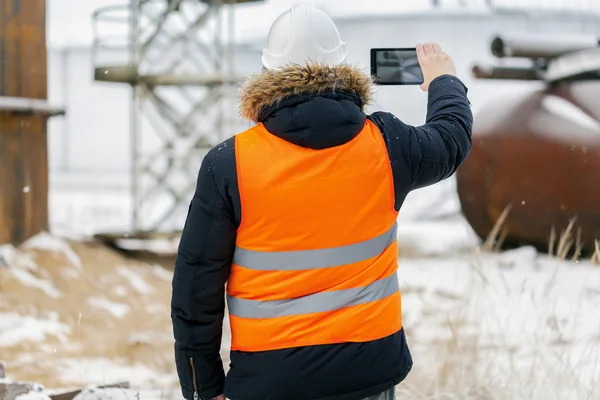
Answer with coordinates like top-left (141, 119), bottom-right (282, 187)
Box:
top-left (239, 63), bottom-right (374, 123)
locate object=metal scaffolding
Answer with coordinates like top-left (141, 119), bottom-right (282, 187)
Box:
top-left (92, 0), bottom-right (261, 235)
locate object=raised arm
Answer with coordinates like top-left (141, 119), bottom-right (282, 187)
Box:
top-left (369, 43), bottom-right (473, 209)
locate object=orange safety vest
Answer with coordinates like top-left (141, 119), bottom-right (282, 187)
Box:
top-left (227, 120), bottom-right (402, 352)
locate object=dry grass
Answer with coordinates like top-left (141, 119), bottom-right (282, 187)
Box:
top-left (592, 240), bottom-right (600, 265)
top-left (396, 208), bottom-right (600, 399)
top-left (482, 204), bottom-right (598, 264)
top-left (0, 240), bottom-right (175, 389)
top-left (481, 204), bottom-right (512, 252)
top-left (396, 252), bottom-right (600, 400)
top-left (548, 217), bottom-right (584, 261)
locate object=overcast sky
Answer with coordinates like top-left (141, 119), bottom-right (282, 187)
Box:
top-left (47, 0), bottom-right (600, 47)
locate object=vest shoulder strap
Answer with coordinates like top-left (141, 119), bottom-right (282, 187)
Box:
top-left (366, 113), bottom-right (386, 136)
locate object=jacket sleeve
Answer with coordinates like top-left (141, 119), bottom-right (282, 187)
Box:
top-left (369, 74), bottom-right (473, 207)
top-left (171, 148), bottom-right (237, 400)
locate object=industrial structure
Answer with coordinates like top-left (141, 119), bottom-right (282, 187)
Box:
top-left (457, 34), bottom-right (600, 253)
top-left (92, 0), bottom-right (261, 236)
top-left (0, 0), bottom-right (64, 245)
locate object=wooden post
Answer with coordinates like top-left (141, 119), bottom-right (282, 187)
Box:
top-left (0, 0), bottom-right (50, 245)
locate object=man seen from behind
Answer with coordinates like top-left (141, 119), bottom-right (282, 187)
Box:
top-left (171, 5), bottom-right (473, 400)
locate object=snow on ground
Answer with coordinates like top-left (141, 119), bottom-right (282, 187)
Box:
top-left (86, 297), bottom-right (131, 319)
top-left (115, 267), bottom-right (154, 295)
top-left (397, 216), bottom-right (480, 256)
top-left (70, 387), bottom-right (181, 400)
top-left (0, 239), bottom-right (176, 391)
top-left (0, 244), bottom-right (20, 268)
top-left (72, 387), bottom-right (133, 400)
top-left (398, 178), bottom-right (462, 221)
top-left (8, 266), bottom-right (63, 299)
top-left (21, 233), bottom-right (83, 270)
top-left (57, 358), bottom-right (176, 389)
top-left (15, 392), bottom-right (53, 400)
top-left (0, 243), bottom-right (63, 298)
top-left (1, 180), bottom-right (599, 399)
top-left (0, 312), bottom-right (70, 347)
top-left (150, 265), bottom-right (175, 281)
top-left (397, 251), bottom-right (600, 399)
top-left (48, 190), bottom-right (132, 239)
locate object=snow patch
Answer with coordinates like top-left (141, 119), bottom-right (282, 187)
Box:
top-left (49, 190), bottom-right (132, 240)
top-left (61, 266), bottom-right (82, 279)
top-left (0, 244), bottom-right (19, 268)
top-left (396, 216), bottom-right (480, 256)
top-left (116, 267), bottom-right (153, 295)
top-left (151, 265), bottom-right (172, 281)
top-left (10, 268), bottom-right (62, 298)
top-left (22, 233), bottom-right (82, 269)
top-left (73, 387), bottom-right (131, 400)
top-left (112, 286), bottom-right (128, 297)
top-left (58, 358), bottom-right (166, 388)
top-left (1, 379), bottom-right (48, 400)
top-left (114, 238), bottom-right (179, 256)
top-left (497, 245), bottom-right (538, 269)
top-left (87, 297), bottom-right (130, 319)
top-left (15, 391), bottom-right (52, 400)
top-left (0, 243), bottom-right (62, 297)
top-left (0, 245), bottom-right (37, 271)
top-left (398, 250), bottom-right (600, 398)
top-left (0, 312), bottom-right (70, 347)
top-left (398, 178), bottom-right (461, 221)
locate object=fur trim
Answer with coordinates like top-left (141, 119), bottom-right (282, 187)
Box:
top-left (239, 63), bottom-right (373, 122)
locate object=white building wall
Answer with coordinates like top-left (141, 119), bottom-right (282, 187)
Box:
top-left (48, 48), bottom-right (131, 178)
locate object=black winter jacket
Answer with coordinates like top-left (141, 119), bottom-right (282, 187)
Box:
top-left (171, 63), bottom-right (473, 400)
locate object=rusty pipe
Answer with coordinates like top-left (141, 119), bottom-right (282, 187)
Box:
top-left (545, 47), bottom-right (600, 83)
top-left (491, 34), bottom-right (600, 59)
top-left (472, 64), bottom-right (542, 80)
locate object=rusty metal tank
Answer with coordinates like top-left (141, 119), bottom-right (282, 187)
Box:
top-left (0, 0), bottom-right (58, 245)
top-left (456, 81), bottom-right (600, 252)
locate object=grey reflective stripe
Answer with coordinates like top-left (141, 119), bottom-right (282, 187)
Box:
top-left (233, 222), bottom-right (398, 271)
top-left (227, 272), bottom-right (399, 319)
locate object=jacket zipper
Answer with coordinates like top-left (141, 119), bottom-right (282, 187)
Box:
top-left (189, 357), bottom-right (198, 400)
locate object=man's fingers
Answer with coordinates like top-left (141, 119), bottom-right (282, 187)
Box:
top-left (416, 43), bottom-right (426, 64)
top-left (416, 43), bottom-right (425, 57)
top-left (417, 43), bottom-right (441, 58)
top-left (416, 41), bottom-right (455, 90)
top-left (424, 43), bottom-right (435, 56)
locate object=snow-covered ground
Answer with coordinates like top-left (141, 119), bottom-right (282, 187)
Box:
top-left (2, 179), bottom-right (600, 400)
top-left (398, 250), bottom-right (600, 399)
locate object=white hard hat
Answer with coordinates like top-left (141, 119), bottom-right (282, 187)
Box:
top-left (261, 5), bottom-right (348, 70)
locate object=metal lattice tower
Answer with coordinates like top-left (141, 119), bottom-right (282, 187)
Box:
top-left (92, 0), bottom-right (261, 235)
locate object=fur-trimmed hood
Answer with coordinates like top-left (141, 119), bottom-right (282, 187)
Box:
top-left (239, 63), bottom-right (374, 123)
